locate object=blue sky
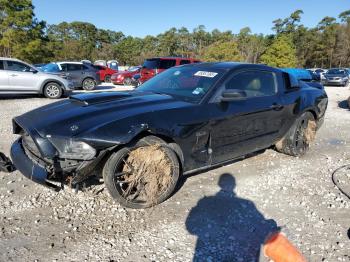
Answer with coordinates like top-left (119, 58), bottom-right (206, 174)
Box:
top-left (32, 0), bottom-right (348, 37)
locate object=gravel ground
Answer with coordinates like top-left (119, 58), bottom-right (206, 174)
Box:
top-left (0, 85), bottom-right (349, 262)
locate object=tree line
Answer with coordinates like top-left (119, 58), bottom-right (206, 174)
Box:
top-left (1, 0), bottom-right (349, 68)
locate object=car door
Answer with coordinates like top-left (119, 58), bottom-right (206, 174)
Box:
top-left (63, 63), bottom-right (82, 87)
top-left (6, 60), bottom-right (40, 91)
top-left (0, 60), bottom-right (9, 90)
top-left (208, 69), bottom-right (286, 164)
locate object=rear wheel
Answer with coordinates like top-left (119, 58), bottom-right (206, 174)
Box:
top-left (275, 112), bottom-right (316, 157)
top-left (103, 136), bottom-right (180, 209)
top-left (82, 78), bottom-right (96, 90)
top-left (43, 82), bottom-right (62, 99)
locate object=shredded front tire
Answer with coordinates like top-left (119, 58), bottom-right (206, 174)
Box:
top-left (103, 136), bottom-right (180, 209)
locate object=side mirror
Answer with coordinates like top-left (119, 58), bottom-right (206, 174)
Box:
top-left (221, 89), bottom-right (247, 102)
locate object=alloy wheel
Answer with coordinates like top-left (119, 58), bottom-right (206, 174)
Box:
top-left (46, 84), bottom-right (60, 98)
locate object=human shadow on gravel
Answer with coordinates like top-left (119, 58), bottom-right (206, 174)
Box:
top-left (186, 173), bottom-right (278, 262)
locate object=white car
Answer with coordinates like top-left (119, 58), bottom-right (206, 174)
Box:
top-left (0, 57), bottom-right (74, 99)
top-left (308, 68), bottom-right (327, 81)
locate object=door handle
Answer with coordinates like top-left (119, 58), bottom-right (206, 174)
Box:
top-left (10, 74), bottom-right (18, 77)
top-left (270, 103), bottom-right (284, 111)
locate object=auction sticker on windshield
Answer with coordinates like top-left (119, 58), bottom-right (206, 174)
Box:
top-left (194, 71), bottom-right (218, 78)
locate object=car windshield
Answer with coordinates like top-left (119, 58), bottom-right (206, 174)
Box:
top-left (327, 69), bottom-right (346, 75)
top-left (138, 66), bottom-right (224, 103)
top-left (41, 63), bottom-right (60, 72)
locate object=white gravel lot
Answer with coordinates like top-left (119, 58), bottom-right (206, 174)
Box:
top-left (0, 84), bottom-right (349, 262)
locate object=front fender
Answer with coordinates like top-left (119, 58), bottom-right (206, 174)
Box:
top-left (77, 116), bottom-right (175, 149)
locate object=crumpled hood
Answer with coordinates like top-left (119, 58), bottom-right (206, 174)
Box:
top-left (13, 91), bottom-right (192, 138)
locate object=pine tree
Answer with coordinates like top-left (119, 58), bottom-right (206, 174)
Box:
top-left (0, 0), bottom-right (50, 62)
top-left (260, 35), bottom-right (297, 67)
top-left (202, 41), bottom-right (242, 62)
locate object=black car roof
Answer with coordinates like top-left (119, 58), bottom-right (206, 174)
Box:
top-left (182, 62), bottom-right (279, 72)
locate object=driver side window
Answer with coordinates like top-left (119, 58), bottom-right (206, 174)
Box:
top-left (6, 61), bottom-right (32, 72)
top-left (225, 70), bottom-right (277, 97)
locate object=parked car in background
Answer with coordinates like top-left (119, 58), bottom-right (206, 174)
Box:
top-left (93, 65), bottom-right (117, 83)
top-left (307, 68), bottom-right (326, 81)
top-left (345, 68), bottom-right (350, 76)
top-left (111, 66), bottom-right (141, 85)
top-left (41, 62), bottom-right (101, 90)
top-left (140, 57), bottom-right (201, 83)
top-left (307, 70), bottom-right (320, 81)
top-left (94, 60), bottom-right (119, 70)
top-left (0, 57), bottom-right (73, 99)
top-left (107, 60), bottom-right (119, 70)
top-left (10, 62), bottom-right (328, 208)
top-left (322, 68), bottom-right (349, 86)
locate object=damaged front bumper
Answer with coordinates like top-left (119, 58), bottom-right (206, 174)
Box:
top-left (10, 138), bottom-right (60, 190)
top-left (11, 137), bottom-right (108, 190)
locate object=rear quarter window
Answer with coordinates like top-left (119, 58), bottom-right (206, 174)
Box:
top-left (67, 64), bottom-right (83, 71)
top-left (143, 59), bottom-right (160, 69)
top-left (83, 65), bottom-right (94, 70)
top-left (159, 59), bottom-right (176, 69)
top-left (179, 60), bottom-right (191, 65)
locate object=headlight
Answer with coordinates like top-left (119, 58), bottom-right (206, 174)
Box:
top-left (48, 137), bottom-right (96, 160)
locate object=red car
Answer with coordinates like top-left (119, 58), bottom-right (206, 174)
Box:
top-left (94, 65), bottom-right (118, 83)
top-left (140, 57), bottom-right (201, 83)
top-left (111, 66), bottom-right (141, 85)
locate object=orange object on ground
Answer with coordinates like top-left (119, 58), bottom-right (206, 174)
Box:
top-left (263, 232), bottom-right (307, 262)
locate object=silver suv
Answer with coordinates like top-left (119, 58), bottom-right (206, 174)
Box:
top-left (0, 58), bottom-right (74, 99)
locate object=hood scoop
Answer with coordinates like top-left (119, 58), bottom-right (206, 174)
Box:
top-left (70, 92), bottom-right (133, 106)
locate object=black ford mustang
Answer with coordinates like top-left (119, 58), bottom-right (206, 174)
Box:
top-left (11, 63), bottom-right (328, 208)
